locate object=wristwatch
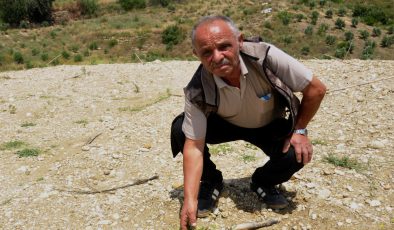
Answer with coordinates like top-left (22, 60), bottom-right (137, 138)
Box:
top-left (294, 128), bottom-right (308, 136)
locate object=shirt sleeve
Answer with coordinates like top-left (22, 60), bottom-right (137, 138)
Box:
top-left (182, 98), bottom-right (207, 140)
top-left (266, 44), bottom-right (313, 92)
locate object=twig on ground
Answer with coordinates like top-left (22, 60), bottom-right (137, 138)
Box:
top-left (85, 133), bottom-right (102, 145)
top-left (327, 76), bottom-right (394, 94)
top-left (56, 175), bottom-right (159, 194)
top-left (134, 53), bottom-right (144, 64)
top-left (47, 54), bottom-right (61, 65)
top-left (233, 218), bottom-right (280, 230)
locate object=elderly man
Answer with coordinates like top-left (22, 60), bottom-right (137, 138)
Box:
top-left (170, 16), bottom-right (326, 229)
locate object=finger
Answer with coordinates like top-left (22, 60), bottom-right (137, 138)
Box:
top-left (180, 212), bottom-right (188, 230)
top-left (294, 145), bottom-right (302, 163)
top-left (188, 211), bottom-right (197, 228)
top-left (282, 138), bottom-right (290, 153)
top-left (302, 145), bottom-right (309, 165)
top-left (307, 144), bottom-right (313, 162)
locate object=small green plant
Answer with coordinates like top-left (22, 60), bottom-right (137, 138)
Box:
top-left (372, 27), bottom-right (381, 37)
top-left (8, 105), bottom-right (16, 114)
top-left (78, 0), bottom-right (99, 16)
top-left (317, 23), bottom-right (329, 35)
top-left (335, 18), bottom-right (345, 29)
top-left (74, 54), bottom-right (83, 62)
top-left (16, 148), bottom-right (40, 157)
top-left (1, 140), bottom-right (26, 150)
top-left (50, 30), bottom-right (57, 39)
top-left (242, 154), bottom-right (256, 162)
top-left (88, 42), bottom-right (98, 50)
top-left (304, 25), bottom-right (313, 35)
top-left (361, 40), bottom-right (376, 60)
top-left (277, 11), bottom-right (292, 25)
top-left (311, 139), bottom-right (328, 145)
top-left (31, 48), bottom-right (40, 56)
top-left (118, 0), bottom-right (146, 10)
top-left (324, 154), bottom-right (364, 171)
top-left (301, 46), bottom-right (310, 55)
top-left (162, 24), bottom-right (185, 48)
top-left (75, 119), bottom-right (88, 126)
top-left (337, 7), bottom-right (346, 17)
top-left (282, 35), bottom-right (293, 45)
top-left (245, 143), bottom-right (258, 150)
top-left (344, 31), bottom-right (354, 41)
top-left (295, 13), bottom-right (304, 22)
top-left (351, 18), bottom-right (358, 28)
top-left (359, 30), bottom-right (370, 40)
top-left (41, 53), bottom-right (49, 61)
top-left (21, 122), bottom-right (36, 127)
top-left (326, 35), bottom-right (336, 45)
top-left (108, 39), bottom-right (118, 48)
top-left (13, 51), bottom-right (24, 64)
top-left (209, 143), bottom-right (232, 155)
top-left (70, 45), bottom-right (79, 53)
top-left (388, 25), bottom-right (394, 35)
top-left (62, 50), bottom-right (70, 59)
top-left (311, 11), bottom-right (319, 25)
top-left (380, 35), bottom-right (394, 47)
top-left (263, 21), bottom-right (272, 29)
top-left (325, 9), bottom-right (333, 18)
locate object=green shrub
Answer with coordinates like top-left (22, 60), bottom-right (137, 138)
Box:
top-left (13, 51), bottom-right (24, 64)
top-left (62, 50), bottom-right (70, 59)
top-left (41, 53), bottom-right (48, 61)
top-left (325, 9), bottom-right (333, 18)
top-left (162, 24), bottom-right (185, 47)
top-left (301, 46), bottom-right (310, 55)
top-left (0, 22), bottom-right (9, 31)
top-left (335, 18), bottom-right (345, 29)
top-left (326, 35), bottom-right (336, 45)
top-left (118, 0), bottom-right (146, 10)
top-left (372, 27), bottom-right (381, 37)
top-left (337, 7), bottom-right (346, 17)
top-left (150, 0), bottom-right (169, 7)
top-left (351, 18), bottom-right (358, 28)
top-left (353, 5), bottom-right (390, 25)
top-left (317, 23), bottom-right (329, 35)
top-left (359, 30), bottom-right (369, 40)
top-left (78, 0), bottom-right (99, 16)
top-left (295, 13), bottom-right (304, 22)
top-left (388, 25), bottom-right (394, 35)
top-left (0, 0), bottom-right (54, 25)
top-left (319, 0), bottom-right (326, 6)
top-left (304, 25), bottom-right (313, 35)
top-left (19, 20), bottom-right (29, 29)
top-left (282, 35), bottom-right (292, 45)
top-left (74, 54), bottom-right (83, 62)
top-left (277, 11), bottom-right (292, 25)
top-left (108, 39), bottom-right (118, 48)
top-left (31, 48), bottom-right (40, 56)
top-left (16, 148), bottom-right (40, 157)
top-left (344, 31), bottom-right (354, 41)
top-left (311, 11), bottom-right (319, 25)
top-left (381, 35), bottom-right (394, 47)
top-left (335, 47), bottom-right (346, 59)
top-left (337, 41), bottom-right (354, 54)
top-left (88, 41), bottom-right (98, 50)
top-left (25, 60), bottom-right (34, 69)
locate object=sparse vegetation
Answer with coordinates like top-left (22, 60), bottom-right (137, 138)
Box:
top-left (324, 154), bottom-right (364, 171)
top-left (209, 143), bottom-right (232, 155)
top-left (16, 148), bottom-right (40, 157)
top-left (21, 122), bottom-right (36, 127)
top-left (1, 140), bottom-right (27, 150)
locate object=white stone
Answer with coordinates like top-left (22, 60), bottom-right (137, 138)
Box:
top-left (318, 189), bottom-right (331, 199)
top-left (368, 200), bottom-right (381, 207)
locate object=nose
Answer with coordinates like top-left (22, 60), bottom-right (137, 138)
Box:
top-left (212, 49), bottom-right (223, 63)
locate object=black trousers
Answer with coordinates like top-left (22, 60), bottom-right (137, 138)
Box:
top-left (170, 113), bottom-right (304, 187)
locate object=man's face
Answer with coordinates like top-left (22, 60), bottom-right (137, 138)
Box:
top-left (193, 20), bottom-right (243, 78)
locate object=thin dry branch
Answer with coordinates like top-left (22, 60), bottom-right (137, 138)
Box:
top-left (233, 218), bottom-right (280, 230)
top-left (327, 76), bottom-right (394, 94)
top-left (56, 175), bottom-right (159, 194)
top-left (85, 133), bottom-right (102, 145)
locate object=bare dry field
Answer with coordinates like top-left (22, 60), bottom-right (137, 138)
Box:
top-left (0, 59), bottom-right (393, 229)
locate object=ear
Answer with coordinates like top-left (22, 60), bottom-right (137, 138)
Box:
top-left (238, 33), bottom-right (244, 49)
top-left (192, 48), bottom-right (198, 57)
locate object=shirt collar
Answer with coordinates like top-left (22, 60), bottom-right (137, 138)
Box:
top-left (213, 55), bottom-right (248, 89)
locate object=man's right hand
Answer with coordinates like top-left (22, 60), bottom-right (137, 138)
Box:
top-left (180, 197), bottom-right (198, 230)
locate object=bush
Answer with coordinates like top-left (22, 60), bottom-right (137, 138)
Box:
top-left (359, 30), bottom-right (369, 40)
top-left (326, 35), bottom-right (336, 45)
top-left (319, 0), bottom-right (326, 6)
top-left (13, 51), bottom-right (24, 64)
top-left (311, 11), bottom-right (319, 25)
top-left (31, 48), bottom-right (40, 56)
top-left (162, 24), bottom-right (184, 47)
top-left (74, 54), bottom-right (83, 62)
top-left (282, 35), bottom-right (292, 45)
top-left (381, 35), bottom-right (394, 47)
top-left (150, 0), bottom-right (169, 7)
top-left (41, 53), bottom-right (48, 61)
top-left (295, 13), bottom-right (304, 22)
top-left (0, 0), bottom-right (54, 25)
top-left (62, 50), bottom-right (70, 59)
top-left (0, 22), bottom-right (9, 31)
top-left (351, 18), bottom-right (358, 28)
top-left (304, 25), bottom-right (313, 35)
top-left (277, 11), bottom-right (292, 25)
top-left (361, 40), bottom-right (376, 60)
top-left (344, 31), bottom-right (354, 41)
top-left (337, 7), bottom-right (346, 17)
top-left (325, 9), bottom-right (333, 18)
top-left (78, 0), bottom-right (99, 16)
top-left (317, 23), bottom-right (329, 35)
top-left (388, 25), bottom-right (394, 35)
top-left (372, 27), bottom-right (381, 37)
top-left (337, 41), bottom-right (354, 54)
top-left (335, 47), bottom-right (346, 59)
top-left (353, 5), bottom-right (390, 25)
top-left (335, 18), bottom-right (345, 29)
top-left (108, 39), bottom-right (118, 48)
top-left (301, 46), bottom-right (310, 55)
top-left (88, 42), bottom-right (98, 50)
top-left (118, 0), bottom-right (146, 10)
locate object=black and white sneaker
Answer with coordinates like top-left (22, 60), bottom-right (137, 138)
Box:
top-left (197, 181), bottom-right (223, 218)
top-left (250, 182), bottom-right (289, 210)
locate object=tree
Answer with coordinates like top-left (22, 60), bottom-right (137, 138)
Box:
top-left (0, 0), bottom-right (54, 26)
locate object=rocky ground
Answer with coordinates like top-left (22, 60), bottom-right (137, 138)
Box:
top-left (0, 59), bottom-right (393, 230)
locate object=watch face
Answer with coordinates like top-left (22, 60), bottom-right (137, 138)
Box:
top-left (295, 129), bottom-right (307, 136)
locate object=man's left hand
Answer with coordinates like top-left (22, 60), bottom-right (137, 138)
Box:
top-left (282, 134), bottom-right (313, 164)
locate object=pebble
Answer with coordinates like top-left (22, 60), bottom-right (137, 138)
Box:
top-left (368, 140), bottom-right (385, 149)
top-left (81, 145), bottom-right (90, 151)
top-left (318, 189), bottom-right (331, 199)
top-left (368, 200), bottom-right (381, 207)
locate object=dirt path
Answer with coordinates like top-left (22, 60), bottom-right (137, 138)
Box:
top-left (0, 60), bottom-right (393, 229)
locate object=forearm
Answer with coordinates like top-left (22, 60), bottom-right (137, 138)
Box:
top-left (295, 76), bottom-right (326, 129)
top-left (183, 139), bottom-right (204, 201)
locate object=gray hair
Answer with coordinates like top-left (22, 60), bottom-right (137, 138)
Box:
top-left (191, 15), bottom-right (240, 48)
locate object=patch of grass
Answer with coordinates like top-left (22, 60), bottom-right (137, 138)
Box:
top-left (36, 177), bottom-right (44, 181)
top-left (1, 140), bottom-right (27, 150)
top-left (324, 154), bottom-right (364, 171)
top-left (312, 139), bottom-right (328, 145)
top-left (242, 154), bottom-right (256, 162)
top-left (75, 119), bottom-right (88, 126)
top-left (21, 122), bottom-right (36, 127)
top-left (118, 89), bottom-right (171, 112)
top-left (244, 142), bottom-right (258, 150)
top-left (16, 148), bottom-right (40, 157)
top-left (209, 143), bottom-right (232, 155)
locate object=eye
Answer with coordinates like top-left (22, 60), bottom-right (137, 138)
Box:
top-left (201, 50), bottom-right (212, 57)
top-left (218, 44), bottom-right (231, 51)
